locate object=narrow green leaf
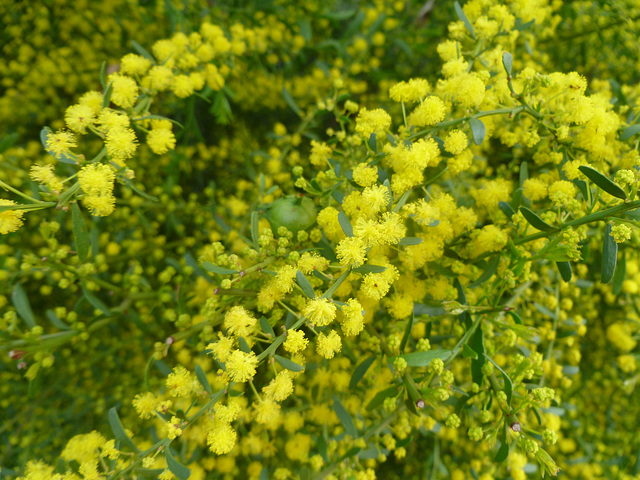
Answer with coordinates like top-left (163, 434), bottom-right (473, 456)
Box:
top-left (398, 237), bottom-right (422, 246)
top-left (12, 284), bottom-right (36, 328)
top-left (108, 407), bottom-right (139, 452)
top-left (165, 447), bottom-right (191, 479)
top-left (132, 40), bottom-right (154, 60)
top-left (396, 349), bottom-right (449, 367)
top-left (519, 207), bottom-right (557, 232)
top-left (102, 82), bottom-right (113, 109)
top-left (296, 270), bottom-right (316, 299)
top-left (121, 178), bottom-right (159, 201)
top-left (251, 211), bottom-right (260, 249)
top-left (484, 354), bottom-right (513, 405)
top-left (368, 133), bottom-right (377, 153)
top-left (297, 19), bottom-right (312, 41)
top-left (602, 223), bottom-right (618, 283)
top-left (46, 310), bottom-right (70, 330)
top-left (454, 1), bottom-right (476, 39)
top-left (366, 385), bottom-right (400, 411)
top-left (470, 326), bottom-right (485, 384)
top-left (556, 261), bottom-right (572, 282)
top-left (333, 395), bottom-right (358, 437)
top-left (260, 316), bottom-right (276, 338)
top-left (202, 262), bottom-right (238, 275)
top-left (81, 284), bottom-right (112, 315)
top-left (134, 115), bottom-right (184, 129)
top-left (393, 188), bottom-right (412, 213)
top-left (195, 365), bottom-right (212, 394)
top-left (621, 124), bottom-right (640, 141)
top-left (502, 52), bottom-right (513, 76)
top-left (495, 425), bottom-right (509, 462)
top-left (469, 256), bottom-right (500, 288)
top-left (338, 212), bottom-right (353, 237)
top-left (274, 354), bottom-right (304, 372)
top-left (413, 303), bottom-right (446, 316)
top-left (469, 117), bottom-right (486, 145)
top-left (519, 161), bottom-right (528, 186)
top-left (498, 201), bottom-right (515, 218)
top-left (349, 356), bottom-right (376, 389)
top-left (322, 269), bottom-right (351, 299)
top-left (282, 86), bottom-right (302, 117)
top-left (72, 203), bottom-right (90, 262)
top-left (508, 311), bottom-right (523, 325)
top-left (533, 302), bottom-right (557, 320)
top-left (399, 312), bottom-right (414, 352)
top-left (579, 166), bottom-right (626, 200)
top-left (612, 252), bottom-right (626, 295)
top-left (352, 265), bottom-right (386, 274)
top-left (462, 344), bottom-right (478, 359)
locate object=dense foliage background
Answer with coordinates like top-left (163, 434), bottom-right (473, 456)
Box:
top-left (1, 1), bottom-right (640, 479)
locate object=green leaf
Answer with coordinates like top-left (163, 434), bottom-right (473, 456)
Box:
top-left (602, 223), bottom-right (618, 284)
top-left (46, 309), bottom-right (70, 330)
top-left (297, 19), bottom-right (312, 41)
top-left (165, 446), bottom-right (191, 479)
top-left (108, 407), bottom-right (139, 452)
top-left (502, 52), bottom-right (513, 76)
top-left (533, 302), bottom-right (557, 320)
top-left (393, 188), bottom-right (412, 213)
top-left (499, 201), bottom-right (515, 218)
top-left (469, 117), bottom-right (486, 145)
top-left (40, 127), bottom-right (77, 164)
top-left (338, 212), bottom-right (353, 237)
top-left (102, 82), bottom-right (113, 109)
top-left (368, 133), bottom-right (377, 153)
top-left (578, 166), bottom-right (626, 200)
top-left (81, 284), bottom-right (112, 315)
top-left (72, 203), bottom-right (90, 262)
top-left (282, 85), bottom-right (302, 117)
top-left (469, 255), bottom-right (500, 288)
top-left (519, 207), bottom-right (557, 232)
top-left (260, 316), bottom-right (275, 338)
top-left (612, 252), bottom-right (626, 295)
top-left (333, 395), bottom-right (358, 437)
top-left (322, 269), bottom-right (351, 299)
top-left (508, 311), bottom-right (523, 325)
top-left (251, 211), bottom-right (260, 250)
top-left (296, 270), bottom-right (316, 299)
top-left (556, 261), bottom-right (572, 282)
top-left (484, 354), bottom-right (514, 405)
top-left (398, 237), bottom-right (422, 246)
top-left (366, 385), bottom-right (400, 411)
top-left (195, 365), bottom-right (212, 394)
top-left (399, 312), bottom-right (414, 352)
top-left (202, 262), bottom-right (238, 275)
top-left (621, 124), bottom-right (640, 141)
top-left (470, 325), bottom-right (485, 384)
top-left (454, 1), bottom-right (476, 39)
top-left (12, 284), bottom-right (36, 328)
top-left (495, 425), bottom-right (509, 462)
top-left (395, 349), bottom-right (449, 367)
top-left (462, 344), bottom-right (478, 359)
top-left (350, 356), bottom-right (376, 389)
top-left (274, 354), bottom-right (304, 372)
top-left (519, 161), bottom-right (528, 186)
top-left (352, 265), bottom-right (386, 274)
top-left (132, 40), bottom-right (154, 60)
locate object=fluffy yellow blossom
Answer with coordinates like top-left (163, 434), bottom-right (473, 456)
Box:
top-left (263, 370), bottom-right (294, 401)
top-left (408, 96), bottom-right (447, 126)
top-left (144, 65), bottom-right (173, 91)
top-left (105, 126), bottom-right (138, 161)
top-left (523, 178), bottom-right (548, 201)
top-left (61, 431), bottom-right (106, 463)
top-left (165, 366), bottom-right (198, 397)
top-left (389, 78), bottom-right (430, 103)
top-left (284, 329), bottom-right (309, 353)
top-left (0, 200), bottom-right (25, 235)
top-left (352, 163), bottom-right (378, 187)
top-left (65, 103), bottom-right (96, 133)
top-left (226, 349), bottom-right (258, 382)
top-left (46, 130), bottom-right (77, 155)
top-left (172, 74), bottom-right (195, 98)
top-left (208, 335), bottom-right (234, 362)
top-left (444, 129), bottom-right (468, 155)
top-left (163, 416), bottom-right (183, 439)
top-left (611, 224), bottom-right (632, 243)
top-left (316, 330), bottom-right (342, 359)
top-left (224, 306), bottom-right (257, 338)
top-left (309, 140), bottom-right (332, 167)
top-left (470, 225), bottom-right (508, 257)
top-left (340, 298), bottom-right (364, 336)
top-left (132, 392), bottom-right (159, 419)
top-left (302, 298), bottom-right (336, 326)
top-left (108, 73), bottom-right (139, 109)
top-left (147, 128), bottom-right (176, 154)
top-left (336, 236), bottom-right (368, 267)
top-left (29, 165), bottom-right (63, 193)
top-left (207, 422), bottom-right (237, 454)
top-left (78, 163), bottom-right (115, 196)
top-left (120, 53), bottom-right (152, 76)
top-left (355, 108), bottom-right (392, 137)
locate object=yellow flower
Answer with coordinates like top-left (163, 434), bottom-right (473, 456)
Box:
top-left (316, 330), bottom-right (342, 359)
top-left (207, 422), bottom-right (237, 454)
top-left (105, 126), bottom-right (138, 161)
top-left (283, 330), bottom-right (309, 353)
top-left (444, 129), bottom-right (468, 155)
top-left (147, 128), bottom-right (176, 155)
top-left (65, 103), bottom-right (96, 133)
top-left (302, 298), bottom-right (336, 327)
top-left (46, 130), bottom-right (77, 155)
top-left (408, 96), bottom-right (446, 126)
top-left (108, 73), bottom-right (139, 109)
top-left (0, 199), bottom-right (25, 234)
top-left (355, 108), bottom-right (392, 137)
top-left (223, 306), bottom-right (257, 338)
top-left (226, 349), bottom-right (258, 382)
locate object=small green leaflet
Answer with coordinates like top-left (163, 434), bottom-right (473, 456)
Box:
top-left (165, 446), bottom-right (191, 479)
top-left (352, 265), bottom-right (386, 274)
top-left (195, 364), bottom-right (212, 394)
top-left (282, 85), bottom-right (302, 117)
top-left (556, 261), bottom-right (572, 282)
top-left (621, 124), bottom-right (640, 141)
top-left (399, 312), bottom-right (414, 352)
top-left (102, 82), bottom-right (113, 108)
top-left (462, 344), bottom-right (478, 359)
top-left (81, 284), bottom-right (112, 315)
top-left (108, 407), bottom-right (139, 452)
top-left (454, 1), bottom-right (476, 39)
top-left (349, 356), bottom-right (376, 389)
top-left (12, 284), bottom-right (36, 328)
top-left (469, 255), bottom-right (500, 288)
top-left (368, 133), bottom-right (377, 153)
top-left (72, 203), bottom-right (90, 262)
top-left (578, 166), bottom-right (626, 200)
top-left (602, 223), bottom-right (618, 283)
top-left (519, 206), bottom-right (556, 232)
top-left (502, 52), bottom-right (513, 76)
top-left (366, 385), bottom-right (400, 411)
top-left (499, 201), bottom-right (515, 218)
top-left (398, 237), bottom-right (422, 246)
top-left (469, 117), bottom-right (486, 145)
top-left (484, 354), bottom-right (514, 405)
top-left (612, 252), bottom-right (626, 295)
top-left (495, 423), bottom-right (509, 462)
top-left (274, 354), bottom-right (304, 372)
top-left (394, 349), bottom-right (449, 367)
top-left (296, 270), bottom-right (316, 298)
top-left (338, 212), bottom-right (353, 237)
top-left (260, 316), bottom-right (276, 338)
top-left (132, 40), bottom-right (154, 60)
top-left (333, 395), bottom-right (358, 437)
top-left (202, 262), bottom-right (238, 275)
top-left (251, 211), bottom-right (260, 250)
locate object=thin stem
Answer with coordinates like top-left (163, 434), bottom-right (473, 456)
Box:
top-left (0, 179), bottom-right (43, 203)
